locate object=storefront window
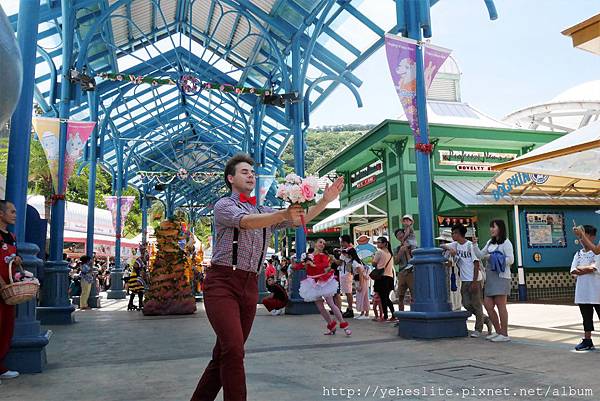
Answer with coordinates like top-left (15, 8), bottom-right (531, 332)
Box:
top-left (525, 212), bottom-right (567, 248)
top-left (437, 216), bottom-right (477, 239)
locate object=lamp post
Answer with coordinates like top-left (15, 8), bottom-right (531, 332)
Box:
top-left (3, 0), bottom-right (50, 372)
top-left (37, 0), bottom-right (76, 325)
top-left (394, 0), bottom-right (497, 338)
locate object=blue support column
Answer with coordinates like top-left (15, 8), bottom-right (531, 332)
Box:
top-left (285, 39), bottom-right (316, 315)
top-left (4, 0), bottom-right (50, 373)
top-left (107, 141), bottom-right (126, 299)
top-left (252, 100), bottom-right (263, 205)
top-left (84, 91), bottom-right (100, 308)
top-left (395, 0), bottom-right (470, 338)
top-left (141, 191), bottom-right (148, 246)
top-left (37, 0), bottom-right (75, 325)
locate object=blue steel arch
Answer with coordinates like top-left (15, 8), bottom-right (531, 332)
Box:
top-left (8, 0), bottom-right (428, 213)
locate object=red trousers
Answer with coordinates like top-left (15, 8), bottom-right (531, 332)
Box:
top-left (0, 302), bottom-right (15, 374)
top-left (191, 266), bottom-right (258, 401)
top-left (262, 296), bottom-right (286, 312)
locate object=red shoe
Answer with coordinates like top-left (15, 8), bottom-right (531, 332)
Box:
top-left (324, 320), bottom-right (337, 335)
top-left (340, 321), bottom-right (352, 336)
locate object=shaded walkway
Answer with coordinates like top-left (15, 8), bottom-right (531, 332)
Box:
top-left (3, 301), bottom-right (599, 401)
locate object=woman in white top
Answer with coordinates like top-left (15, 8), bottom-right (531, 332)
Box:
top-left (474, 220), bottom-right (514, 342)
top-left (342, 248), bottom-right (370, 319)
top-left (570, 225), bottom-right (600, 351)
top-left (372, 237), bottom-right (395, 321)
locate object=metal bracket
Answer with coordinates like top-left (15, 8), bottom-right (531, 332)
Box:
top-left (325, 172), bottom-right (340, 181)
top-left (370, 148), bottom-right (386, 162)
top-left (522, 144), bottom-right (535, 154)
top-left (384, 138), bottom-right (409, 158)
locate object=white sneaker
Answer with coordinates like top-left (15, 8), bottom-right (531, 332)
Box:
top-left (486, 333), bottom-right (499, 340)
top-left (271, 310), bottom-right (279, 316)
top-left (470, 331), bottom-right (482, 338)
top-left (0, 370), bottom-right (19, 379)
top-left (490, 334), bottom-right (511, 342)
top-left (278, 309), bottom-right (285, 316)
top-left (357, 315), bottom-right (370, 320)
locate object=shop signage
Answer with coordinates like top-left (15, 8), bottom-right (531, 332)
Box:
top-left (350, 161), bottom-right (383, 189)
top-left (439, 150), bottom-right (518, 171)
top-left (456, 164), bottom-right (493, 172)
top-left (307, 227), bottom-right (340, 234)
top-left (356, 175), bottom-right (377, 189)
top-left (493, 172), bottom-right (549, 200)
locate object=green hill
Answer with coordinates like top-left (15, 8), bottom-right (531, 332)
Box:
top-left (281, 124), bottom-right (374, 176)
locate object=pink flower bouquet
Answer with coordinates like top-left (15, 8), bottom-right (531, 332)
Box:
top-left (276, 174), bottom-right (321, 234)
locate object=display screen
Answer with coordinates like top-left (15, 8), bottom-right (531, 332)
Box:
top-left (525, 212), bottom-right (566, 248)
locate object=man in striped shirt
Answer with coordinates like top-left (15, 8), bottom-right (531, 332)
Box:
top-left (190, 153), bottom-right (344, 401)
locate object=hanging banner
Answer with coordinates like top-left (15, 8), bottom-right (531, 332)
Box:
top-left (64, 121), bottom-right (95, 191)
top-left (385, 34), bottom-right (419, 139)
top-left (423, 43), bottom-right (452, 94)
top-left (385, 34), bottom-right (452, 140)
top-left (32, 117), bottom-right (94, 193)
top-left (32, 117), bottom-right (61, 191)
top-left (104, 195), bottom-right (136, 236)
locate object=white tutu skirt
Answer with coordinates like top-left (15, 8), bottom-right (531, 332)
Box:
top-left (299, 274), bottom-right (338, 302)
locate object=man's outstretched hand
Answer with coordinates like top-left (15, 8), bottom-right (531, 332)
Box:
top-left (322, 176), bottom-right (344, 203)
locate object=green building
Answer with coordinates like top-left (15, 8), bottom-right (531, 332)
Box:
top-left (310, 53), bottom-right (600, 303)
top-left (313, 117), bottom-right (600, 301)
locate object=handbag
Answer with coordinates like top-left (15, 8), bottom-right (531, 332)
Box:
top-left (369, 255), bottom-right (392, 281)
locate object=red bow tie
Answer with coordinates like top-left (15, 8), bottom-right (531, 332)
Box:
top-left (239, 193), bottom-right (257, 206)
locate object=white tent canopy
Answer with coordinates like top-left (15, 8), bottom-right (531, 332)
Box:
top-left (313, 187), bottom-right (387, 233)
top-left (491, 120), bottom-right (600, 181)
top-left (480, 121), bottom-right (600, 200)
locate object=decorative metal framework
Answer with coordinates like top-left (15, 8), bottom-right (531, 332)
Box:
top-left (8, 0), bottom-right (404, 215)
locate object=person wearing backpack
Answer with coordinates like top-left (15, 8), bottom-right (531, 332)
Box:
top-left (442, 224), bottom-right (492, 338)
top-left (474, 219), bottom-right (514, 343)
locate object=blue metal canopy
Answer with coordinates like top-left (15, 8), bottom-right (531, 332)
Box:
top-left (6, 0), bottom-right (401, 213)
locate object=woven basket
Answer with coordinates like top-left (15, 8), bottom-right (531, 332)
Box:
top-left (0, 260), bottom-right (40, 305)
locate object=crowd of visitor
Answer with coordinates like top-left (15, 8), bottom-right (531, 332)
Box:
top-left (266, 220), bottom-right (522, 343)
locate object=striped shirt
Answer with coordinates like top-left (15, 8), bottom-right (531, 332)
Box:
top-left (211, 192), bottom-right (291, 273)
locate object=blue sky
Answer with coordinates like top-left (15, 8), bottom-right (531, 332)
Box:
top-left (310, 0), bottom-right (600, 127)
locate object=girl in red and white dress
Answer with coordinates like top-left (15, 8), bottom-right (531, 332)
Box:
top-left (298, 238), bottom-right (351, 336)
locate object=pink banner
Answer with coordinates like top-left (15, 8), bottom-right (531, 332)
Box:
top-left (64, 121), bottom-right (95, 191)
top-left (385, 34), bottom-right (452, 141)
top-left (104, 195), bottom-right (136, 236)
top-left (385, 34), bottom-right (419, 139)
top-left (424, 43), bottom-right (452, 95)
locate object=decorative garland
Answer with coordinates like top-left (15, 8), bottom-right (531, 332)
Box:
top-left (97, 72), bottom-right (272, 96)
top-left (415, 143), bottom-right (434, 154)
top-left (138, 170), bottom-right (221, 184)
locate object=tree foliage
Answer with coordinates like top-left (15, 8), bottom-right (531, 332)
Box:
top-left (280, 128), bottom-right (365, 175)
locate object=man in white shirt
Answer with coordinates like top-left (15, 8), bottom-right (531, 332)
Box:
top-left (442, 224), bottom-right (491, 337)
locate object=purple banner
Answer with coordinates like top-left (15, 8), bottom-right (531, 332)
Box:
top-left (385, 34), bottom-right (419, 139)
top-left (104, 195), bottom-right (136, 236)
top-left (424, 43), bottom-right (452, 95)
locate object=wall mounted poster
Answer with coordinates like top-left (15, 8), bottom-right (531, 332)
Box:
top-left (526, 212), bottom-right (566, 248)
